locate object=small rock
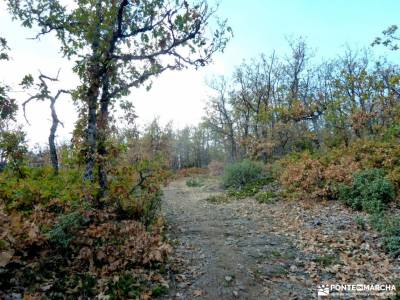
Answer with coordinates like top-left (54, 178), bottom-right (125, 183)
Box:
top-left (238, 284), bottom-right (247, 291)
top-left (360, 243), bottom-right (370, 251)
top-left (312, 219), bottom-right (322, 226)
top-left (336, 224), bottom-right (346, 230)
top-left (177, 282), bottom-right (187, 288)
top-left (233, 290), bottom-right (239, 297)
top-left (225, 275), bottom-right (233, 282)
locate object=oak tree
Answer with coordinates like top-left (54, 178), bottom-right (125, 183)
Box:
top-left (8, 0), bottom-right (231, 201)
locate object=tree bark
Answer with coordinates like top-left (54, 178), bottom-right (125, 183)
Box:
top-left (83, 1), bottom-right (102, 183)
top-left (83, 74), bottom-right (101, 182)
top-left (49, 99), bottom-right (59, 175)
top-left (97, 75), bottom-right (111, 198)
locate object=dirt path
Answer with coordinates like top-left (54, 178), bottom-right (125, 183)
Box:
top-left (161, 177), bottom-right (399, 300)
top-left (161, 178), bottom-right (313, 299)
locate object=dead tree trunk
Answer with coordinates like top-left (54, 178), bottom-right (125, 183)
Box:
top-left (22, 73), bottom-right (68, 175)
top-left (49, 96), bottom-right (62, 174)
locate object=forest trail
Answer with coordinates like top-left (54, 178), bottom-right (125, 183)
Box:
top-left (161, 178), bottom-right (313, 300)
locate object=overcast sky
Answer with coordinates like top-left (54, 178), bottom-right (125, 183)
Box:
top-left (0, 0), bottom-right (399, 147)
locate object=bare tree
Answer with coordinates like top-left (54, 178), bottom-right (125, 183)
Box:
top-left (21, 72), bottom-right (69, 175)
top-left (205, 78), bottom-right (237, 162)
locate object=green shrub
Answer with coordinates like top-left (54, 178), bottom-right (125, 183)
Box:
top-left (186, 177), bottom-right (203, 187)
top-left (369, 213), bottom-right (400, 257)
top-left (0, 130), bottom-right (28, 178)
top-left (116, 189), bottom-right (163, 227)
top-left (222, 160), bottom-right (264, 189)
top-left (227, 177), bottom-right (272, 199)
top-left (354, 215), bottom-right (366, 230)
top-left (139, 190), bottom-right (163, 227)
top-left (51, 273), bottom-right (97, 298)
top-left (152, 285), bottom-right (168, 296)
top-left (0, 167), bottom-right (86, 212)
top-left (255, 191), bottom-right (279, 204)
top-left (47, 211), bottom-right (85, 248)
top-left (338, 169), bottom-right (395, 214)
top-left (106, 273), bottom-right (141, 300)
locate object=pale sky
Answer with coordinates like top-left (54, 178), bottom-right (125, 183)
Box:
top-left (0, 0), bottom-right (399, 147)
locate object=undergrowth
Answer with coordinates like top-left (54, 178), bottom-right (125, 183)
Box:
top-left (227, 177), bottom-right (274, 199)
top-left (186, 176), bottom-right (204, 187)
top-left (369, 213), bottom-right (400, 257)
top-left (338, 168), bottom-right (395, 213)
top-left (275, 138), bottom-right (400, 256)
top-left (0, 160), bottom-right (172, 298)
top-left (222, 159), bottom-right (264, 189)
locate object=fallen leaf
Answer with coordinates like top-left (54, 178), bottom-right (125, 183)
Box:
top-left (193, 289), bottom-right (205, 297)
top-left (0, 249), bottom-right (14, 267)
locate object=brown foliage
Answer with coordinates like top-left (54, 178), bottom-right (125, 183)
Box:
top-left (0, 205), bottom-right (171, 297)
top-left (279, 153), bottom-right (359, 199)
top-left (0, 207), bottom-right (47, 267)
top-left (176, 167), bottom-right (208, 177)
top-left (207, 160), bottom-right (224, 176)
top-left (75, 212), bottom-right (171, 275)
top-left (279, 138), bottom-right (400, 200)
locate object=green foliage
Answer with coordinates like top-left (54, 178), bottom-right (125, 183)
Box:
top-left (106, 273), bottom-right (141, 300)
top-left (0, 167), bottom-right (87, 211)
top-left (0, 36), bottom-right (10, 61)
top-left (0, 130), bottom-right (28, 177)
top-left (255, 191), bottom-right (279, 204)
top-left (108, 157), bottom-right (170, 227)
top-left (338, 169), bottom-right (395, 213)
top-left (50, 273), bottom-right (97, 298)
top-left (47, 211), bottom-right (84, 248)
top-left (354, 215), bottom-right (367, 230)
top-left (373, 24), bottom-right (399, 51)
top-left (349, 140), bottom-right (400, 190)
top-left (227, 177), bottom-right (273, 199)
top-left (222, 160), bottom-right (264, 189)
top-left (205, 193), bottom-right (230, 204)
top-left (116, 190), bottom-right (163, 227)
top-left (152, 285), bottom-right (168, 297)
top-left (369, 213), bottom-right (400, 257)
top-left (8, 0), bottom-right (232, 200)
top-left (0, 90), bottom-right (17, 122)
top-left (19, 74), bottom-right (34, 89)
top-left (186, 177), bottom-right (204, 187)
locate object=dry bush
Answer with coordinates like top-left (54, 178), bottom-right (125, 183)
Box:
top-left (279, 152), bottom-right (360, 200)
top-left (350, 140), bottom-right (400, 190)
top-left (208, 160), bottom-right (224, 176)
top-left (0, 205), bottom-right (171, 297)
top-left (176, 167), bottom-right (208, 177)
top-left (0, 158), bottom-right (172, 298)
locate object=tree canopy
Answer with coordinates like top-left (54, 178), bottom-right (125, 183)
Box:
top-left (7, 0), bottom-right (232, 200)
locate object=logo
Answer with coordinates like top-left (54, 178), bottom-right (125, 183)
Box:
top-left (316, 283), bottom-right (396, 297)
top-left (317, 285), bottom-right (330, 296)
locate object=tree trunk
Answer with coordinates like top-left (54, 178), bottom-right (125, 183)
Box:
top-left (228, 131), bottom-right (237, 163)
top-left (83, 72), bottom-right (101, 182)
top-left (83, 1), bottom-right (102, 184)
top-left (49, 100), bottom-right (59, 175)
top-left (97, 76), bottom-right (111, 198)
top-left (312, 117), bottom-right (323, 148)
